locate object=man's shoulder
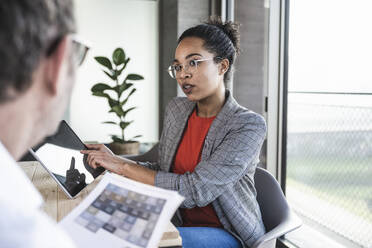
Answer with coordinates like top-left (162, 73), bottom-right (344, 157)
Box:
top-left (0, 143), bottom-right (43, 209)
top-left (0, 201), bottom-right (76, 248)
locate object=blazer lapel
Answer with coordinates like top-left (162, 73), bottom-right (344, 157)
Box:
top-left (163, 99), bottom-right (195, 172)
top-left (201, 90), bottom-right (239, 159)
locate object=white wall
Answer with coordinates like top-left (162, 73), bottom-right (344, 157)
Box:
top-left (71, 0), bottom-right (159, 143)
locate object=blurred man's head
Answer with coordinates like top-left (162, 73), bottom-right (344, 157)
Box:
top-left (0, 0), bottom-right (88, 159)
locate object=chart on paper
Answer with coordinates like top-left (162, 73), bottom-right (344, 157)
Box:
top-left (74, 183), bottom-right (166, 248)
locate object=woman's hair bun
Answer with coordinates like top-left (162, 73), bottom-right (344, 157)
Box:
top-left (177, 16), bottom-right (241, 83)
top-left (206, 16), bottom-right (240, 55)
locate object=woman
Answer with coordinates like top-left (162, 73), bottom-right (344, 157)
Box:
top-left (81, 18), bottom-right (266, 248)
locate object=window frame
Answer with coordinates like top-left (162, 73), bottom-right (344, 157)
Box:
top-left (266, 0), bottom-right (292, 246)
top-left (265, 0), bottom-right (289, 190)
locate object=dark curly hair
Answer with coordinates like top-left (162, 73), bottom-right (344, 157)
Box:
top-left (178, 16), bottom-right (240, 84)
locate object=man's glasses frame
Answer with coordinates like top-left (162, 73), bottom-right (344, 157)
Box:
top-left (46, 34), bottom-right (90, 66)
top-left (71, 35), bottom-right (90, 66)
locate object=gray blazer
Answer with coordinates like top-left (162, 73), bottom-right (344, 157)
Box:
top-left (142, 90), bottom-right (266, 247)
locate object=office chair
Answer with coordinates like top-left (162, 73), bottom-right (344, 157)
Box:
top-left (251, 167), bottom-right (302, 248)
top-left (123, 143), bottom-right (159, 162)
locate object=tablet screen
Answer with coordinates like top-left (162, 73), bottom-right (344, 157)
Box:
top-left (31, 121), bottom-right (104, 197)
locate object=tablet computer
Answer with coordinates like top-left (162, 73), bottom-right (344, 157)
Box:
top-left (29, 120), bottom-right (105, 198)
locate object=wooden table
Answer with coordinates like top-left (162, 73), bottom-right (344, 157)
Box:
top-left (19, 161), bottom-right (182, 247)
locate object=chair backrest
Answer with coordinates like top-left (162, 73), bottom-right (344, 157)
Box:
top-left (254, 167), bottom-right (291, 232)
top-left (125, 143), bottom-right (159, 162)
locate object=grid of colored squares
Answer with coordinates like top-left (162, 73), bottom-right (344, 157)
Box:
top-left (75, 183), bottom-right (166, 247)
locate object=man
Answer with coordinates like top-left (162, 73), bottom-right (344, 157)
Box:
top-left (0, 1), bottom-right (88, 246)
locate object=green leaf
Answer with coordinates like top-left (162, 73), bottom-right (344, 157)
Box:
top-left (112, 85), bottom-right (120, 95)
top-left (127, 88), bottom-right (136, 98)
top-left (111, 105), bottom-right (125, 117)
top-left (118, 57), bottom-right (130, 74)
top-left (95, 56), bottom-right (112, 70)
top-left (111, 135), bottom-right (124, 144)
top-left (119, 83), bottom-right (133, 96)
top-left (112, 48), bottom-right (125, 65)
top-left (108, 98), bottom-right (119, 108)
top-left (92, 91), bottom-right (110, 99)
top-left (112, 137), bottom-right (124, 143)
top-left (128, 135), bottom-right (142, 142)
top-left (126, 74), bottom-right (144, 81)
top-left (91, 83), bottom-right (112, 92)
top-left (123, 107), bottom-right (136, 116)
top-left (103, 70), bottom-right (116, 81)
top-left (119, 121), bottom-right (133, 130)
top-left (102, 121), bottom-right (117, 125)
top-left (120, 88), bottom-right (136, 106)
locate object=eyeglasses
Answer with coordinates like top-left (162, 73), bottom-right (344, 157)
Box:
top-left (167, 57), bottom-right (220, 79)
top-left (45, 34), bottom-right (90, 66)
top-left (71, 35), bottom-right (90, 66)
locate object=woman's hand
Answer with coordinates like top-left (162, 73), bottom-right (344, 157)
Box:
top-left (80, 144), bottom-right (134, 176)
top-left (81, 143), bottom-right (157, 186)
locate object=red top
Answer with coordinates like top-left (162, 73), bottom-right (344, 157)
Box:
top-left (172, 109), bottom-right (223, 227)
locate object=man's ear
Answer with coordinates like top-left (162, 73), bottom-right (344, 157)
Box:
top-left (219, 58), bottom-right (230, 75)
top-left (44, 36), bottom-right (69, 95)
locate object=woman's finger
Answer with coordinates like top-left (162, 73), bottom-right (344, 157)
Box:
top-left (81, 145), bottom-right (113, 157)
top-left (84, 143), bottom-right (102, 150)
top-left (94, 154), bottom-right (119, 172)
top-left (87, 153), bottom-right (94, 167)
top-left (91, 157), bottom-right (99, 169)
top-left (85, 152), bottom-right (105, 169)
top-left (84, 144), bottom-right (99, 150)
top-left (80, 149), bottom-right (93, 154)
top-left (82, 150), bottom-right (122, 174)
top-left (87, 151), bottom-right (100, 167)
top-left (90, 155), bottom-right (102, 169)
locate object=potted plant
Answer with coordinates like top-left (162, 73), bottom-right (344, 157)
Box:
top-left (91, 47), bottom-right (144, 155)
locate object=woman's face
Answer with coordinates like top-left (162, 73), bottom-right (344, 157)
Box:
top-left (173, 37), bottom-right (225, 102)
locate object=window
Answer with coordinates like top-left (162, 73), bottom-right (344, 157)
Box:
top-left (283, 0), bottom-right (372, 247)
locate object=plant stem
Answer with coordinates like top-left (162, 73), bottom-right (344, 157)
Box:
top-left (115, 65), bottom-right (125, 142)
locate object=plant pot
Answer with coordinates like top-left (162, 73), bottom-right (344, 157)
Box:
top-left (109, 141), bottom-right (140, 155)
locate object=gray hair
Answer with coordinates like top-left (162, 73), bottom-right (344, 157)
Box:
top-left (0, 0), bottom-right (76, 103)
